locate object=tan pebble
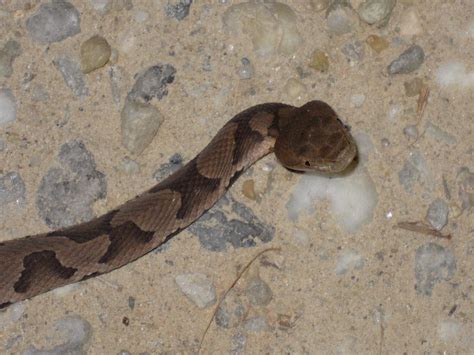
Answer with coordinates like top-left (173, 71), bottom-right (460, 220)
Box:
top-left (80, 35), bottom-right (112, 74)
top-left (308, 49), bottom-right (329, 72)
top-left (311, 0), bottom-right (331, 12)
top-left (400, 9), bottom-right (423, 36)
top-left (284, 78), bottom-right (306, 100)
top-left (366, 35), bottom-right (389, 54)
top-left (404, 77), bottom-right (424, 97)
top-left (242, 179), bottom-right (257, 200)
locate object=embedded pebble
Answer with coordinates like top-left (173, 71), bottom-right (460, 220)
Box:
top-left (239, 58), bottom-right (254, 80)
top-left (350, 94), bottom-right (366, 108)
top-left (292, 228), bottom-right (310, 247)
top-left (223, 2), bottom-right (303, 56)
top-left (242, 179), bottom-right (256, 200)
top-left (403, 125), bottom-right (418, 139)
top-left (165, 0), bottom-right (193, 21)
top-left (0, 40), bottom-right (21, 78)
top-left (53, 56), bottom-right (89, 97)
top-left (26, 1), bottom-right (81, 44)
top-left (127, 64), bottom-right (176, 103)
top-left (366, 34), bottom-right (389, 53)
top-left (335, 250), bottom-right (364, 275)
top-left (341, 41), bottom-right (365, 63)
top-left (436, 61), bottom-right (474, 88)
top-left (457, 168), bottom-right (474, 211)
top-left (425, 198), bottom-right (449, 231)
top-left (438, 320), bottom-right (462, 342)
top-left (23, 315), bottom-right (92, 355)
top-left (120, 158), bottom-right (140, 174)
top-left (0, 89), bottom-right (17, 125)
top-left (230, 331), bottom-right (247, 354)
top-left (133, 9), bottom-right (149, 23)
top-left (284, 78), bottom-right (306, 100)
top-left (326, 6), bottom-right (354, 35)
top-left (36, 141), bottom-right (107, 228)
top-left (425, 122), bottom-right (457, 145)
top-left (0, 138), bottom-right (5, 151)
top-left (0, 172), bottom-right (26, 212)
top-left (387, 45), bottom-right (425, 75)
top-left (404, 77), bottom-right (423, 97)
top-left (153, 153), bottom-right (183, 181)
top-left (215, 289), bottom-right (246, 328)
top-left (398, 150), bottom-right (430, 192)
top-left (0, 302), bottom-right (25, 331)
top-left (109, 65), bottom-right (124, 106)
top-left (245, 277), bottom-right (273, 306)
top-left (357, 0), bottom-right (396, 25)
top-left (415, 243), bottom-right (456, 296)
top-left (399, 9), bottom-right (422, 36)
top-left (121, 99), bottom-right (163, 154)
top-left (308, 49), bottom-right (329, 72)
top-left (244, 316), bottom-right (269, 332)
top-left (89, 0), bottom-right (113, 15)
top-left (175, 273), bottom-right (217, 309)
top-left (189, 195), bottom-right (274, 251)
top-left (80, 35), bottom-right (111, 74)
top-left (311, 0), bottom-right (331, 12)
top-left (30, 84), bottom-right (50, 102)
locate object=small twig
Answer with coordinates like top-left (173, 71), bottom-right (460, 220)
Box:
top-left (395, 221), bottom-right (452, 240)
top-left (197, 247), bottom-right (282, 354)
top-left (416, 86), bottom-right (430, 122)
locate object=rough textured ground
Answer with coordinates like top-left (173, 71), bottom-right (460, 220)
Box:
top-left (0, 0), bottom-right (473, 354)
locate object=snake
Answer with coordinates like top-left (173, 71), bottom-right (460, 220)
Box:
top-left (0, 100), bottom-right (357, 309)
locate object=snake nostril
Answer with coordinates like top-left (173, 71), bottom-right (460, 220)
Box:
top-left (305, 161), bottom-right (310, 167)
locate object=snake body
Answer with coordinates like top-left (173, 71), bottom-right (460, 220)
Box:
top-left (0, 100), bottom-right (357, 308)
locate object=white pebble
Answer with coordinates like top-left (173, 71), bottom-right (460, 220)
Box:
top-left (350, 93), bottom-right (366, 108)
top-left (0, 89), bottom-right (16, 125)
top-left (436, 61), bottom-right (474, 88)
top-left (335, 250), bottom-right (364, 275)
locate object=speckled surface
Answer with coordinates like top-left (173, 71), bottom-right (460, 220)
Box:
top-left (0, 1), bottom-right (473, 353)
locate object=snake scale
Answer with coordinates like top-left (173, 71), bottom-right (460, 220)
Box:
top-left (0, 100), bottom-right (357, 308)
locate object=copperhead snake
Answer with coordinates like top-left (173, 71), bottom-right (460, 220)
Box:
top-left (0, 100), bottom-right (357, 309)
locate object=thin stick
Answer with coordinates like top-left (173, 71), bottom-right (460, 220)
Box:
top-left (197, 247), bottom-right (282, 353)
top-left (395, 221), bottom-right (452, 240)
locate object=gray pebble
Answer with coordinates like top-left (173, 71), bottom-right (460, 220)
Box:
top-left (53, 56), bottom-right (89, 97)
top-left (457, 167), bottom-right (474, 211)
top-left (23, 315), bottom-right (92, 355)
top-left (426, 198), bottom-right (449, 231)
top-left (0, 138), bottom-right (5, 151)
top-left (398, 150), bottom-right (428, 192)
top-left (26, 1), bottom-right (81, 44)
top-left (230, 331), bottom-right (247, 355)
top-left (341, 41), bottom-right (365, 63)
top-left (109, 66), bottom-right (124, 106)
top-left (244, 316), bottom-right (269, 332)
top-left (120, 157), bottom-right (140, 174)
top-left (357, 0), bottom-right (396, 25)
top-left (36, 141), bottom-right (107, 228)
top-left (415, 243), bottom-right (456, 296)
top-left (0, 88), bottom-right (17, 125)
top-left (127, 64), bottom-right (176, 103)
top-left (0, 40), bottom-right (22, 78)
top-left (335, 250), bottom-right (364, 275)
top-left (121, 99), bottom-right (162, 154)
top-left (153, 153), bottom-right (183, 181)
top-left (387, 45), bottom-right (425, 75)
top-left (174, 273), bottom-right (217, 308)
top-left (326, 7), bottom-right (353, 35)
top-left (30, 84), bottom-right (50, 102)
top-left (165, 0), bottom-right (193, 21)
top-left (239, 58), bottom-right (254, 80)
top-left (0, 172), bottom-right (26, 211)
top-left (189, 195), bottom-right (274, 251)
top-left (245, 277), bottom-right (273, 306)
top-left (215, 290), bottom-right (246, 329)
top-left (403, 125), bottom-right (419, 139)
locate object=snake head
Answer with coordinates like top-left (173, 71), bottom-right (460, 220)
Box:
top-left (274, 100), bottom-right (358, 173)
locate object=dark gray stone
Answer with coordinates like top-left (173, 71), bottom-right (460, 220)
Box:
top-left (415, 243), bottom-right (456, 296)
top-left (127, 64), bottom-right (176, 103)
top-left (165, 0), bottom-right (193, 20)
top-left (341, 41), bottom-right (365, 62)
top-left (53, 56), bottom-right (88, 97)
top-left (153, 153), bottom-right (183, 182)
top-left (0, 40), bottom-right (22, 78)
top-left (36, 141), bottom-right (107, 228)
top-left (215, 290), bottom-right (246, 329)
top-left (425, 198), bottom-right (449, 231)
top-left (0, 172), bottom-right (26, 211)
top-left (26, 0), bottom-right (81, 44)
top-left (388, 45), bottom-right (425, 75)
